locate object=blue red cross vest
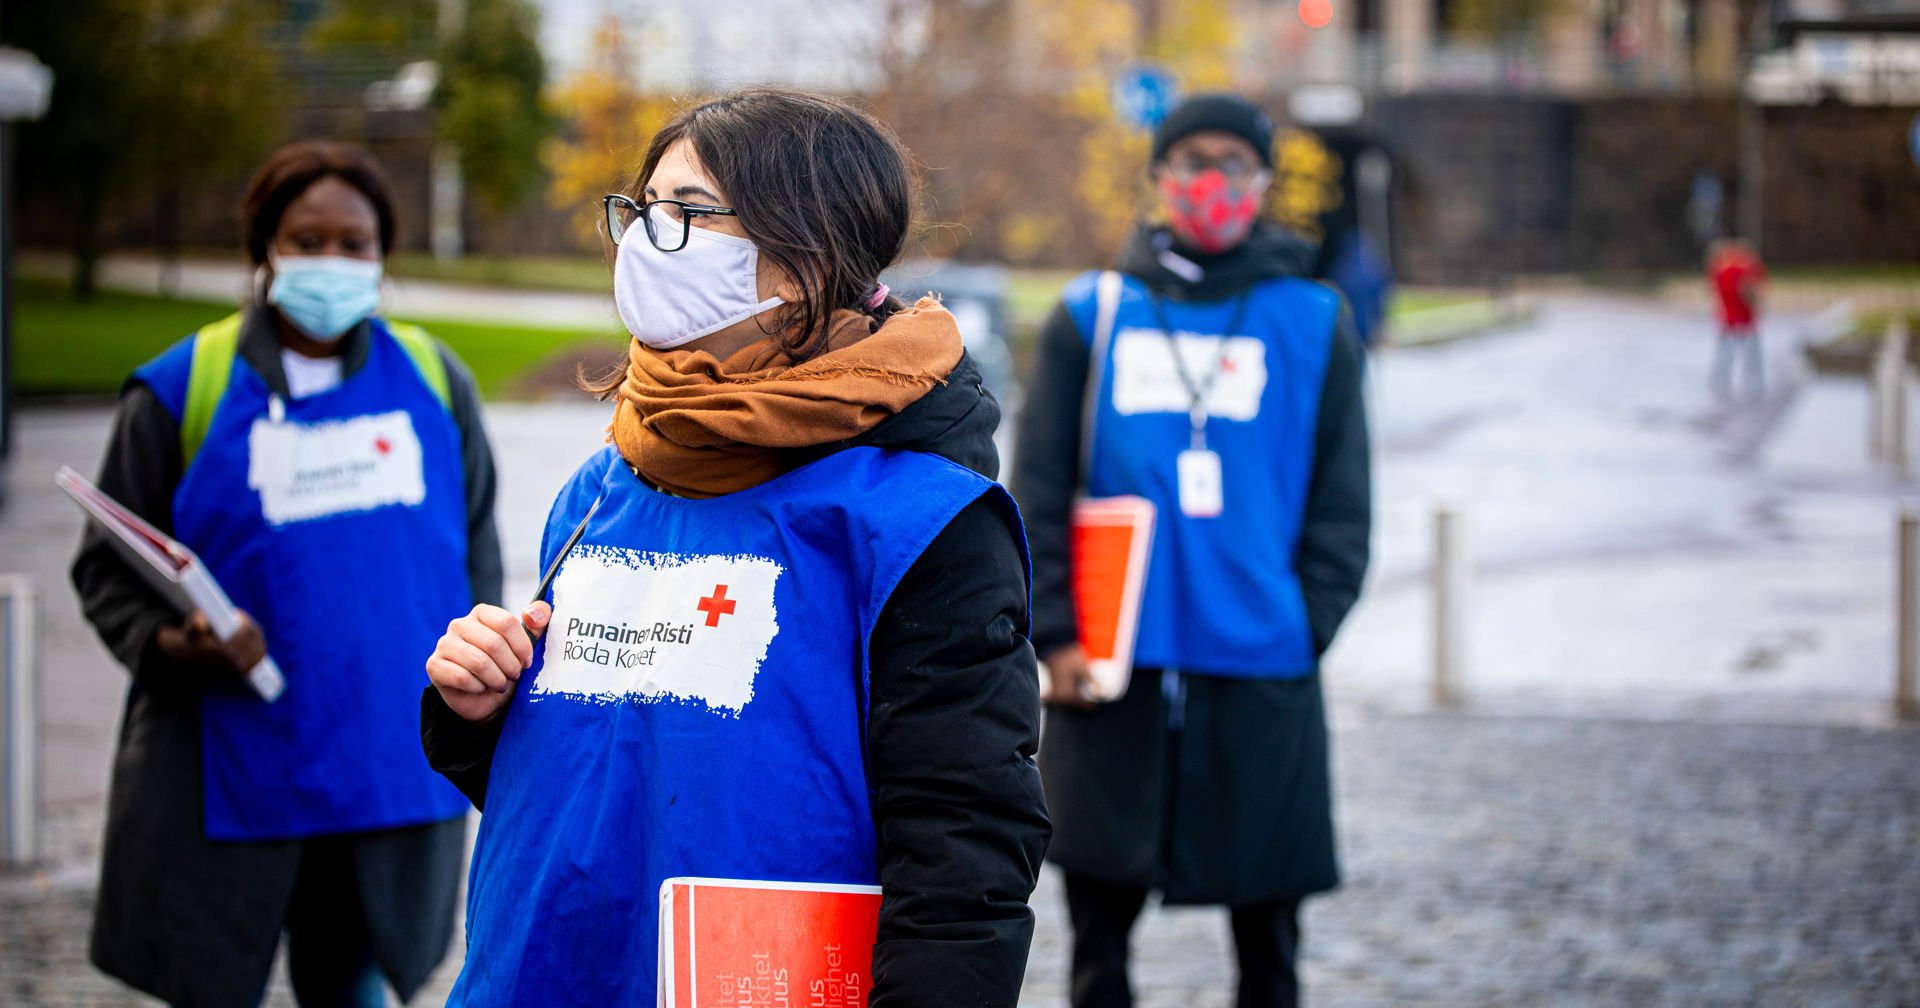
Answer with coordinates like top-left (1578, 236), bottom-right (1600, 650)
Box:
top-left (1066, 270), bottom-right (1341, 678)
top-left (451, 444), bottom-right (1014, 1006)
top-left (132, 315), bottom-right (473, 841)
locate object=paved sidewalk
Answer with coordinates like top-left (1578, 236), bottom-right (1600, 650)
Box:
top-left (1329, 294), bottom-right (1915, 725)
top-left (3, 291), bottom-right (1917, 1004)
top-left (26, 253), bottom-right (622, 331)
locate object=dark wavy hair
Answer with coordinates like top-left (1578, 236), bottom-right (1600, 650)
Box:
top-left (617, 87), bottom-right (914, 358)
top-left (240, 140), bottom-right (397, 265)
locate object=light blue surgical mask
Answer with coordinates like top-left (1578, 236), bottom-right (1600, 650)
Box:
top-left (267, 255), bottom-right (383, 341)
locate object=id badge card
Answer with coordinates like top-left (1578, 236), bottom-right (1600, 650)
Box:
top-left (1176, 448), bottom-right (1224, 518)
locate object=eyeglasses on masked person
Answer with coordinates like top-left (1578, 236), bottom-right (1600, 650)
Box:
top-left (602, 193), bottom-right (740, 253)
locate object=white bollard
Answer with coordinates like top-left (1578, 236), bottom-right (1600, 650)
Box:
top-left (430, 143), bottom-right (464, 261)
top-left (1899, 513), bottom-right (1919, 721)
top-left (0, 575), bottom-right (39, 864)
top-left (1432, 505), bottom-right (1468, 708)
top-left (1892, 320), bottom-right (1910, 480)
top-left (1873, 317), bottom-right (1910, 475)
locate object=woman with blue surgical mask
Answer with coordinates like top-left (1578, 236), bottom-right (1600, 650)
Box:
top-left (71, 140), bottom-right (502, 1007)
top-left (419, 87), bottom-right (1048, 1006)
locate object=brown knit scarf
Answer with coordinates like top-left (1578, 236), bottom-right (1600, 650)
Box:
top-left (608, 296), bottom-right (963, 498)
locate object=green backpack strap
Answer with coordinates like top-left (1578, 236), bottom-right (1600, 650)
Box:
top-left (384, 320), bottom-right (453, 413)
top-left (180, 316), bottom-right (453, 465)
top-left (181, 312), bottom-right (244, 467)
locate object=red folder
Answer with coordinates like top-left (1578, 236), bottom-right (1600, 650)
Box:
top-left (1068, 495), bottom-right (1156, 701)
top-left (659, 877), bottom-right (883, 1008)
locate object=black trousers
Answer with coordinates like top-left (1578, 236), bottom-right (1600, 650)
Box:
top-left (281, 836), bottom-right (388, 1008)
top-left (1064, 872), bottom-right (1301, 1008)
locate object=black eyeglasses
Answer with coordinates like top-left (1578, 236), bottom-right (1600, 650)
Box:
top-left (1163, 154), bottom-right (1267, 186)
top-left (603, 193), bottom-right (739, 252)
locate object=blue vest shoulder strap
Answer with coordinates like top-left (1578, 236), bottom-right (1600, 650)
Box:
top-left (127, 330), bottom-right (203, 424)
top-left (132, 314), bottom-right (455, 468)
top-left (1058, 269), bottom-right (1106, 342)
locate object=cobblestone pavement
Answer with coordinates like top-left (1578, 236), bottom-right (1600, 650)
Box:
top-left (6, 703), bottom-right (1917, 1006)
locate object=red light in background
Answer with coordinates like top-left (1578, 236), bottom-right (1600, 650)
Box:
top-left (1299, 0), bottom-right (1333, 28)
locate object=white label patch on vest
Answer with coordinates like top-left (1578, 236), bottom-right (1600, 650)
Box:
top-left (1109, 328), bottom-right (1267, 420)
top-left (246, 410), bottom-right (426, 526)
top-left (533, 545), bottom-right (783, 715)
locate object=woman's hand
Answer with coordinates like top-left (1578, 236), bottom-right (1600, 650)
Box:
top-left (1040, 642), bottom-right (1101, 708)
top-left (154, 610), bottom-right (267, 679)
top-left (427, 602), bottom-right (552, 724)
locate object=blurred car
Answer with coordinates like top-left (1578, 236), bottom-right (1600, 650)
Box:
top-left (881, 259), bottom-right (1022, 468)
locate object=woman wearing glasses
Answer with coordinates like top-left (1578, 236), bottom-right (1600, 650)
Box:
top-left (71, 141), bottom-right (500, 1006)
top-left (421, 87), bottom-right (1047, 1005)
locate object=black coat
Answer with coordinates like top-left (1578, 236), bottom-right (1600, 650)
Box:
top-left (70, 308), bottom-right (503, 1006)
top-left (1010, 223), bottom-right (1371, 905)
top-left (419, 351), bottom-right (1051, 1007)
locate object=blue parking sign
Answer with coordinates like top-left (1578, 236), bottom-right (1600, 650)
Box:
top-left (1113, 64), bottom-right (1178, 131)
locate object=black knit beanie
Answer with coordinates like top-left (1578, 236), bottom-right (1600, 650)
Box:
top-left (1150, 92), bottom-right (1275, 167)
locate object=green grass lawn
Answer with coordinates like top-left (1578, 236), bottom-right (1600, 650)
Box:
top-left (1772, 263), bottom-right (1920, 284)
top-left (15, 263), bottom-right (1528, 399)
top-left (1005, 268), bottom-right (1079, 329)
top-left (1843, 310), bottom-right (1920, 344)
top-left (13, 277), bottom-right (618, 399)
top-left (1391, 289), bottom-right (1484, 315)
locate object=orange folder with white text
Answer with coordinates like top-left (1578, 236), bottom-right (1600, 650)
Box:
top-left (1068, 495), bottom-right (1156, 701)
top-left (658, 876), bottom-right (883, 1008)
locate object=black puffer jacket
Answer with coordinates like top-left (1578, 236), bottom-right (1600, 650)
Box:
top-left (420, 351), bottom-right (1050, 1007)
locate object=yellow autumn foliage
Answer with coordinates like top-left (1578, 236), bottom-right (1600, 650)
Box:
top-left (1272, 129), bottom-right (1345, 243)
top-left (541, 15), bottom-right (682, 251)
top-left (1024, 0), bottom-right (1252, 261)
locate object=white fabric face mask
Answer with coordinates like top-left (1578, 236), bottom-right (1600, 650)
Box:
top-left (612, 206), bottom-right (787, 350)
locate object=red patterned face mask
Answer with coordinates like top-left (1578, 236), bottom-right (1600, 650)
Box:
top-left (1158, 169), bottom-right (1264, 254)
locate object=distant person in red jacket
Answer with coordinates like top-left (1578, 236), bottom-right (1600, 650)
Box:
top-left (1708, 238), bottom-right (1768, 400)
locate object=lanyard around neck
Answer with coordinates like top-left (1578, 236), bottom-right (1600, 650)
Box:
top-left (1146, 291), bottom-right (1253, 446)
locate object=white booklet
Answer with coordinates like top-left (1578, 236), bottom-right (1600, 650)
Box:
top-left (56, 466), bottom-right (285, 702)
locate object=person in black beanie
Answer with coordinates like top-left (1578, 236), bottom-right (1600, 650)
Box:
top-left (1012, 92), bottom-right (1371, 1007)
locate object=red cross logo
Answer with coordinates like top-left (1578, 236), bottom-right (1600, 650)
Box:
top-left (1219, 356), bottom-right (1236, 374)
top-left (696, 584), bottom-right (737, 627)
top-left (373, 435), bottom-right (392, 456)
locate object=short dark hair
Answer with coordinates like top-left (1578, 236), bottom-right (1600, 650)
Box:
top-left (625, 87), bottom-right (915, 358)
top-left (241, 140), bottom-right (398, 265)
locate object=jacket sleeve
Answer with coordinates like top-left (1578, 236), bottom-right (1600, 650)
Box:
top-left (67, 382), bottom-right (225, 690)
top-left (867, 495), bottom-right (1049, 1007)
top-left (1008, 301), bottom-right (1089, 657)
top-left (421, 685), bottom-right (504, 809)
top-left (439, 343), bottom-right (504, 609)
top-left (1297, 317), bottom-right (1372, 654)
